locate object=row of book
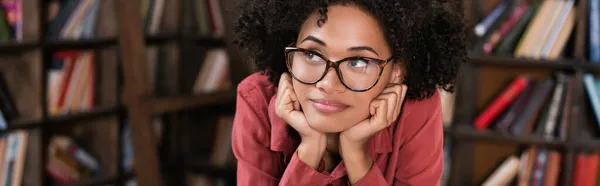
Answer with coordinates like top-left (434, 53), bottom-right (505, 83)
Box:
top-left (46, 2), bottom-right (111, 183)
top-left (0, 71), bottom-right (102, 186)
top-left (481, 147), bottom-right (596, 186)
top-left (473, 73), bottom-right (573, 140)
top-left (0, 0), bottom-right (19, 41)
top-left (473, 0), bottom-right (576, 60)
top-left (0, 72), bottom-right (27, 186)
top-left (583, 73), bottom-right (600, 130)
top-left (46, 0), bottom-right (232, 185)
top-left (590, 0), bottom-right (600, 62)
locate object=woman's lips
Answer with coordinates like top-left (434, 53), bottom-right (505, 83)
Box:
top-left (310, 99), bottom-right (350, 114)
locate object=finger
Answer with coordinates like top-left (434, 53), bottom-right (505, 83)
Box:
top-left (288, 88), bottom-right (300, 110)
top-left (393, 85), bottom-right (404, 120)
top-left (278, 73), bottom-right (294, 102)
top-left (370, 98), bottom-right (389, 130)
top-left (280, 89), bottom-right (293, 113)
top-left (276, 73), bottom-right (289, 105)
top-left (377, 91), bottom-right (398, 123)
top-left (397, 85), bottom-right (408, 115)
top-left (383, 84), bottom-right (405, 122)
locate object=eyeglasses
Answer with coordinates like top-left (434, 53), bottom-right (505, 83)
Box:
top-left (284, 44), bottom-right (394, 92)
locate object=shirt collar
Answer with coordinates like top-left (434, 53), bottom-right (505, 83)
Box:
top-left (267, 92), bottom-right (393, 157)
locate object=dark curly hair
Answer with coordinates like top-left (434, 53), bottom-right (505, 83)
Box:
top-left (233, 0), bottom-right (467, 101)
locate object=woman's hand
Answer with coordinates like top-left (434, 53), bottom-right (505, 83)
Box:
top-left (340, 83), bottom-right (408, 147)
top-left (339, 83), bottom-right (407, 184)
top-left (275, 73), bottom-right (326, 169)
top-left (275, 73), bottom-right (325, 141)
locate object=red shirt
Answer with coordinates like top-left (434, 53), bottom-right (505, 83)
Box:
top-left (232, 73), bottom-right (444, 186)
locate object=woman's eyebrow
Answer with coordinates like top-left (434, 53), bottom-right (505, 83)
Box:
top-left (301, 35), bottom-right (326, 46)
top-left (348, 46), bottom-right (379, 56)
top-left (301, 35), bottom-right (379, 56)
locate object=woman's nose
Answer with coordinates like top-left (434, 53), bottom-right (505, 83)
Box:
top-left (315, 68), bottom-right (345, 94)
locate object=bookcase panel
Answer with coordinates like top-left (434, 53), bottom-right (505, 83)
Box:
top-left (21, 0), bottom-right (40, 41)
top-left (95, 0), bottom-right (118, 38)
top-left (1, 52), bottom-right (43, 186)
top-left (1, 54), bottom-right (42, 119)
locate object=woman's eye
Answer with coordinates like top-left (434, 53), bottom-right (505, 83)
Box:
top-left (306, 52), bottom-right (323, 62)
top-left (349, 59), bottom-right (368, 68)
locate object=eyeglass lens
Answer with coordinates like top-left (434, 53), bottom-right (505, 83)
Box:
top-left (287, 51), bottom-right (382, 90)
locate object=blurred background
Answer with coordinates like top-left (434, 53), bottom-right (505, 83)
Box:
top-left (0, 0), bottom-right (594, 185)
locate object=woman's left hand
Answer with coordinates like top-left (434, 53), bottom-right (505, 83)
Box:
top-left (338, 83), bottom-right (407, 185)
top-left (340, 83), bottom-right (408, 149)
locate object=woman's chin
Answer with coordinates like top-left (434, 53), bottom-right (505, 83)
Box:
top-left (306, 119), bottom-right (352, 133)
top-left (308, 123), bottom-right (345, 133)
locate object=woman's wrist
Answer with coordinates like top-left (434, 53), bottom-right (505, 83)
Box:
top-left (297, 134), bottom-right (327, 170)
top-left (340, 137), bottom-right (373, 184)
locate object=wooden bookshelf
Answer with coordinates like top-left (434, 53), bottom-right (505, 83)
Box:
top-left (447, 0), bottom-right (600, 185)
top-left (0, 0), bottom-right (244, 186)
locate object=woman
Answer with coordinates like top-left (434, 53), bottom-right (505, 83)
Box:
top-left (231, 0), bottom-right (466, 185)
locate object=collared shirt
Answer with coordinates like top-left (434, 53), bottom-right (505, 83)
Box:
top-left (232, 73), bottom-right (444, 186)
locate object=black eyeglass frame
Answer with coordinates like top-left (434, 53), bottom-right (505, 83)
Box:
top-left (284, 44), bottom-right (395, 92)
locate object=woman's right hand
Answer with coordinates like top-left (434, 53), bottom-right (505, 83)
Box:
top-left (275, 73), bottom-right (325, 141)
top-left (275, 73), bottom-right (326, 169)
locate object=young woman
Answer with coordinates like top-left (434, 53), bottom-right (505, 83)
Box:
top-left (231, 0), bottom-right (466, 185)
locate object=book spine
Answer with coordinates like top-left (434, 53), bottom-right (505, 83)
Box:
top-left (540, 0), bottom-right (575, 57)
top-left (509, 78), bottom-right (554, 135)
top-left (474, 76), bottom-right (528, 130)
top-left (474, 1), bottom-right (507, 37)
top-left (493, 79), bottom-right (534, 132)
top-left (530, 149), bottom-right (548, 186)
top-left (583, 74), bottom-right (600, 128)
top-left (542, 75), bottom-right (567, 139)
top-left (591, 0), bottom-right (600, 62)
top-left (483, 2), bottom-right (529, 54)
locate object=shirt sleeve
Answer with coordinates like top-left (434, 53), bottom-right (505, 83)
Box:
top-left (351, 162), bottom-right (388, 185)
top-left (231, 87), bottom-right (332, 186)
top-left (393, 96), bottom-right (445, 186)
top-left (280, 151), bottom-right (331, 185)
top-left (232, 90), bottom-right (284, 186)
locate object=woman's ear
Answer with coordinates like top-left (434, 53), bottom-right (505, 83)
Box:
top-left (390, 61), bottom-right (405, 84)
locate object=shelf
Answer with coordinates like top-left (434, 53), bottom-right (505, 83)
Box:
top-left (72, 172), bottom-right (135, 186)
top-left (0, 40), bottom-right (37, 53)
top-left (570, 139), bottom-right (600, 150)
top-left (190, 35), bottom-right (227, 47)
top-left (0, 34), bottom-right (226, 53)
top-left (146, 34), bottom-right (226, 47)
top-left (0, 90), bottom-right (237, 135)
top-left (468, 55), bottom-right (579, 70)
top-left (450, 126), bottom-right (567, 147)
top-left (581, 63), bottom-right (600, 73)
top-left (150, 90), bottom-right (237, 113)
top-left (44, 37), bottom-right (118, 50)
top-left (43, 105), bottom-right (124, 127)
top-left (2, 105), bottom-right (124, 135)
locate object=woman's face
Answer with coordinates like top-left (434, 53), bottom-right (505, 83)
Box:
top-left (292, 5), bottom-right (404, 133)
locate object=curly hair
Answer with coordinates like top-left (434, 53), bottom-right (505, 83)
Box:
top-left (233, 0), bottom-right (467, 101)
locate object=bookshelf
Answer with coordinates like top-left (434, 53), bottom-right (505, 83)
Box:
top-left (0, 0), bottom-right (243, 186)
top-left (446, 0), bottom-right (600, 185)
